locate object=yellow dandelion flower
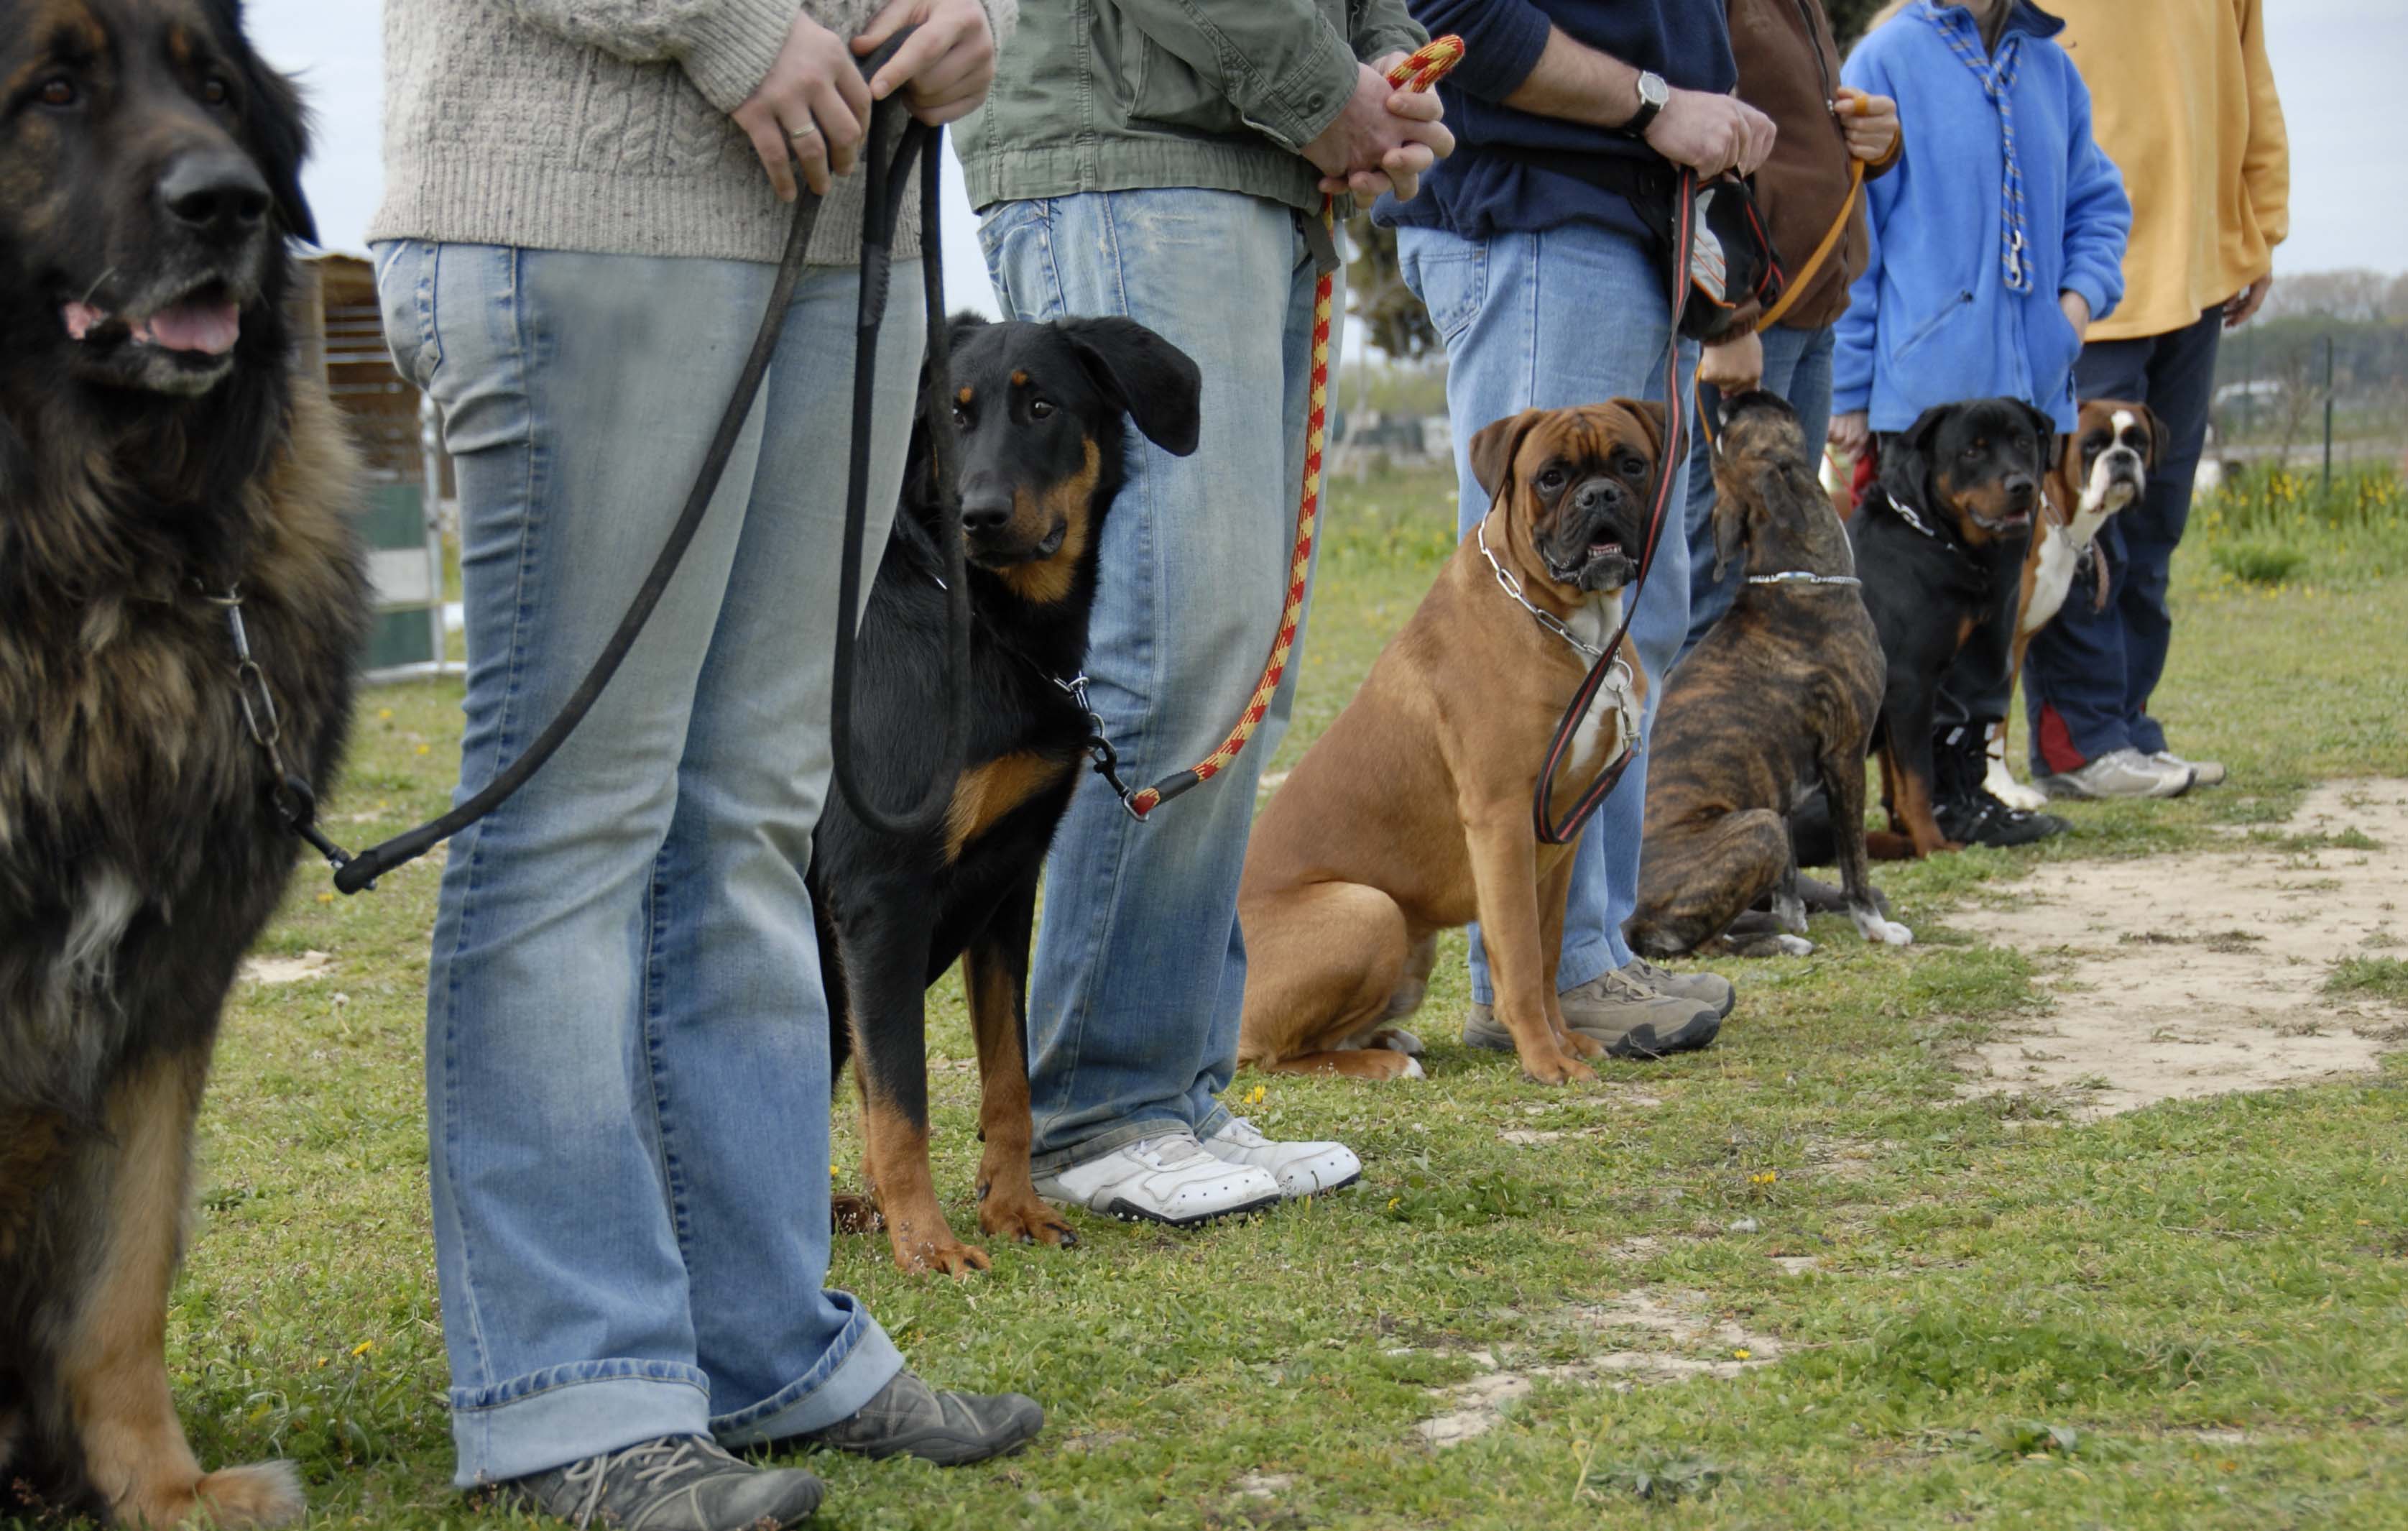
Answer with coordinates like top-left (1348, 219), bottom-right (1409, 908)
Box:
top-left (350, 1340), bottom-right (374, 1357)
top-left (1733, 1348), bottom-right (1751, 1360)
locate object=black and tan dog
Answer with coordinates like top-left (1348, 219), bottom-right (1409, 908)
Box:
top-left (1628, 392), bottom-right (1911, 958)
top-left (2, 1), bottom-right (365, 1522)
top-left (1237, 402), bottom-right (1657, 1086)
top-left (811, 313), bottom-right (1200, 1275)
top-left (1851, 397), bottom-right (2052, 858)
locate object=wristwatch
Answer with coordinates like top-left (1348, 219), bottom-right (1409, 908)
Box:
top-left (1623, 70), bottom-right (1669, 137)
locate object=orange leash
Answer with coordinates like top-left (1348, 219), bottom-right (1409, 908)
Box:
top-left (1121, 35), bottom-right (1465, 819)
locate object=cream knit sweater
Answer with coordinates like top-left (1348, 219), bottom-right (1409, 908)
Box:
top-left (371, 0), bottom-right (1016, 265)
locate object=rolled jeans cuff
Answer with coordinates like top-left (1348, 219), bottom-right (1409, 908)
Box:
top-left (711, 1292), bottom-right (905, 1448)
top-left (450, 1363), bottom-right (712, 1489)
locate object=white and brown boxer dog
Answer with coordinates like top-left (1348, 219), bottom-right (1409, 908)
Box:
top-left (1985, 399), bottom-right (2160, 809)
top-left (1237, 402), bottom-right (1659, 1085)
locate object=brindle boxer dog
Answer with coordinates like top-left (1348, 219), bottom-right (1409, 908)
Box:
top-left (1237, 402), bottom-right (1659, 1086)
top-left (1628, 392), bottom-right (1911, 957)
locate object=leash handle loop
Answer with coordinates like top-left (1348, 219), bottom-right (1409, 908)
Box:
top-left (1116, 34), bottom-right (1466, 822)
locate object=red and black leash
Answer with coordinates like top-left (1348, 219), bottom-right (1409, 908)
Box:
top-left (1530, 167), bottom-right (1698, 846)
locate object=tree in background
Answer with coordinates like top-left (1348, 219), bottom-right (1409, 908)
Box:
top-left (1347, 0), bottom-right (1888, 359)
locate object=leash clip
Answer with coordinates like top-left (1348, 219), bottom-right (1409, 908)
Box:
top-left (206, 584), bottom-right (363, 879)
top-left (1055, 671), bottom-right (1150, 823)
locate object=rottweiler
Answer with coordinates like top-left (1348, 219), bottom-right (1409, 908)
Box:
top-left (1851, 397), bottom-right (2053, 859)
top-left (2, 0), bottom-right (365, 1522)
top-left (1628, 392), bottom-right (1911, 957)
top-left (809, 313), bottom-right (1201, 1275)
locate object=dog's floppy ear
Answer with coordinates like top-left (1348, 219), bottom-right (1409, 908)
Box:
top-left (946, 311), bottom-right (992, 349)
top-left (1061, 317), bottom-right (1202, 457)
top-left (213, 0), bottom-right (317, 245)
top-left (1609, 397), bottom-right (1669, 464)
top-left (1878, 404), bottom-right (1951, 509)
top-left (1469, 409), bottom-right (1546, 502)
top-left (2138, 403), bottom-right (2167, 470)
top-left (2011, 399), bottom-right (2058, 474)
top-left (1710, 485), bottom-right (1748, 580)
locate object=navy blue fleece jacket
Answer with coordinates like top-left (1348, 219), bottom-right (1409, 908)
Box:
top-left (1374, 0), bottom-right (1733, 241)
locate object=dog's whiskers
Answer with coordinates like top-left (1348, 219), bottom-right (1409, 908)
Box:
top-left (75, 267), bottom-right (119, 307)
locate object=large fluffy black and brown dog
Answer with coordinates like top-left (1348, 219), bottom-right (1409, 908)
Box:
top-left (1850, 397), bottom-right (2052, 859)
top-left (1, 1), bottom-right (364, 1522)
top-left (812, 313), bottom-right (1200, 1276)
top-left (1628, 392), bottom-right (1910, 958)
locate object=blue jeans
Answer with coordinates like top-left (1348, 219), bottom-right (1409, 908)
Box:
top-left (376, 242), bottom-right (920, 1486)
top-left (1677, 323), bottom-right (1837, 663)
top-left (1397, 225), bottom-right (1698, 1004)
top-left (2028, 305), bottom-right (2223, 768)
top-left (977, 190), bottom-right (1324, 1172)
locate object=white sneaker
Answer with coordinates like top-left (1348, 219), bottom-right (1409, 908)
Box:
top-left (2038, 746), bottom-right (2193, 801)
top-left (1199, 1116), bottom-right (1362, 1200)
top-left (1032, 1129), bottom-right (1281, 1228)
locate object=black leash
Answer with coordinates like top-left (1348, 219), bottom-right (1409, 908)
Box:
top-left (1530, 167), bottom-right (1697, 847)
top-left (292, 34), bottom-right (964, 895)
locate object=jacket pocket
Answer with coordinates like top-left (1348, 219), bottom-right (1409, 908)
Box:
top-left (1896, 288), bottom-right (1974, 361)
top-left (1121, 1), bottom-right (1346, 139)
top-left (2028, 298), bottom-right (2083, 411)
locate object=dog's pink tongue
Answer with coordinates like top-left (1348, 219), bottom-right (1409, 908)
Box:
top-left (63, 301), bottom-right (108, 341)
top-left (134, 299), bottom-right (241, 356)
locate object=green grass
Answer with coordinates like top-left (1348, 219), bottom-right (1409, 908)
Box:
top-left (47, 466), bottom-right (2408, 1530)
top-left (2328, 957), bottom-right (2408, 1007)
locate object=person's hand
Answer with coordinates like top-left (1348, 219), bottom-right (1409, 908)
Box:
top-left (1699, 331), bottom-right (1763, 394)
top-left (732, 11), bottom-right (872, 201)
top-left (2225, 272), bottom-right (2274, 328)
top-left (1835, 86), bottom-right (1899, 164)
top-left (852, 0), bottom-right (997, 127)
top-left (2059, 288), bottom-right (2092, 343)
top-left (1304, 63), bottom-right (1456, 203)
top-left (1646, 88), bottom-right (1776, 179)
top-left (1829, 410), bottom-right (1871, 459)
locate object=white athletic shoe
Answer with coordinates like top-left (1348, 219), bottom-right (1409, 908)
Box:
top-left (1199, 1116), bottom-right (1362, 1200)
top-left (1032, 1130), bottom-right (1281, 1228)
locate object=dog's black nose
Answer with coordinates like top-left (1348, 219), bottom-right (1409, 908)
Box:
top-left (158, 150), bottom-right (271, 238)
top-left (2004, 474), bottom-right (2036, 505)
top-left (1572, 479), bottom-right (1625, 513)
top-left (960, 489), bottom-right (1014, 535)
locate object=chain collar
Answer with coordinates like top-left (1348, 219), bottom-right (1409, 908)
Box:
top-left (200, 582), bottom-right (361, 878)
top-left (1883, 492), bottom-right (1942, 540)
top-left (1477, 516), bottom-right (1605, 662)
top-left (1745, 569), bottom-right (1863, 587)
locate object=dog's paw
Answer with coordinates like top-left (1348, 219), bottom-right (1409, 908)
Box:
top-left (1397, 1055), bottom-right (1427, 1080)
top-left (1519, 1050), bottom-right (1597, 1086)
top-left (1370, 1025), bottom-right (1426, 1057)
top-left (979, 1192), bottom-right (1079, 1249)
top-left (1994, 780), bottom-right (2049, 812)
top-left (191, 1461), bottom-right (305, 1528)
top-left (1771, 934), bottom-right (1816, 957)
top-left (892, 1231), bottom-right (992, 1278)
top-left (1852, 909), bottom-right (1914, 946)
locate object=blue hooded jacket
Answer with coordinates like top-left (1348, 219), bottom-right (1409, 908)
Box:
top-left (1832, 1), bottom-right (2130, 433)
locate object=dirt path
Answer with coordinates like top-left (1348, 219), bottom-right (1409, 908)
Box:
top-left (1959, 780), bottom-right (2408, 1119)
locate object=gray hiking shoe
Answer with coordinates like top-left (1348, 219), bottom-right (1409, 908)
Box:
top-left (2039, 746), bottom-right (2192, 800)
top-left (785, 1371), bottom-right (1043, 1466)
top-left (505, 1435), bottom-right (821, 1530)
top-left (1464, 967), bottom-right (1720, 1060)
top-left (1620, 957), bottom-right (1736, 1019)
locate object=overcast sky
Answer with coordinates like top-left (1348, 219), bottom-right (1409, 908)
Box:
top-left (252, 0), bottom-right (2402, 321)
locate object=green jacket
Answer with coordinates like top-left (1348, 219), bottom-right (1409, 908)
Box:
top-left (956, 0), bottom-right (1426, 217)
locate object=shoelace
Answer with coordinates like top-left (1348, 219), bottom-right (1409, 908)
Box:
top-left (1217, 1117), bottom-right (1269, 1148)
top-left (556, 1437), bottom-right (724, 1530)
top-left (1128, 1134), bottom-right (1212, 1169)
top-left (1592, 967), bottom-right (1662, 1003)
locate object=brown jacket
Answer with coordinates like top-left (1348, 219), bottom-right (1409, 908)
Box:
top-left (1728, 0), bottom-right (1889, 331)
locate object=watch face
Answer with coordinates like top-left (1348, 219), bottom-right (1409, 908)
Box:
top-left (1640, 72), bottom-right (1670, 108)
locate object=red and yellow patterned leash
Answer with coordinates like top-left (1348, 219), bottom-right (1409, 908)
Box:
top-left (1122, 34), bottom-right (1465, 818)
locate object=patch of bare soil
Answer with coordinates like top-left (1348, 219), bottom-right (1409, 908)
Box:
top-left (1412, 1290), bottom-right (1781, 1448)
top-left (239, 950), bottom-right (333, 985)
top-left (1960, 780), bottom-right (2408, 1120)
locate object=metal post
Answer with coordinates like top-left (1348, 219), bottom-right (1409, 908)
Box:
top-left (2321, 334), bottom-right (2335, 497)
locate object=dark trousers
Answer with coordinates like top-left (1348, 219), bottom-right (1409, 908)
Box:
top-left (2025, 305), bottom-right (2223, 771)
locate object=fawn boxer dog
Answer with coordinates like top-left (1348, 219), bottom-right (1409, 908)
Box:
top-left (1628, 392), bottom-right (1911, 958)
top-left (1983, 398), bottom-right (2161, 809)
top-left (1237, 402), bottom-right (1659, 1086)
